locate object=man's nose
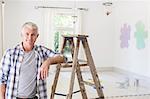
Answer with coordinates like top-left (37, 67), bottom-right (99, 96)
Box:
top-left (28, 35), bottom-right (32, 40)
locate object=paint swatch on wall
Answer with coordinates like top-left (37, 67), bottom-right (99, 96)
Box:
top-left (120, 23), bottom-right (131, 48)
top-left (134, 21), bottom-right (148, 49)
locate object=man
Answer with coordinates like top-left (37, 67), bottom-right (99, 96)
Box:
top-left (0, 22), bottom-right (65, 99)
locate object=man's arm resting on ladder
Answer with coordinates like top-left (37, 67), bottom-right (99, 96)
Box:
top-left (47, 54), bottom-right (67, 64)
top-left (39, 54), bottom-right (67, 80)
top-left (0, 84), bottom-right (6, 99)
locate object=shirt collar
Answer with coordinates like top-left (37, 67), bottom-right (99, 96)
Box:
top-left (19, 42), bottom-right (37, 52)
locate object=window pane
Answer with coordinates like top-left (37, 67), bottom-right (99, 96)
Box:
top-left (54, 14), bottom-right (74, 28)
top-left (53, 13), bottom-right (76, 56)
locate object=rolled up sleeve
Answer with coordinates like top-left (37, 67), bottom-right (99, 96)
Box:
top-left (0, 49), bottom-right (11, 85)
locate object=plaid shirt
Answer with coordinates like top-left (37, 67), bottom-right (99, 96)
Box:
top-left (0, 44), bottom-right (56, 99)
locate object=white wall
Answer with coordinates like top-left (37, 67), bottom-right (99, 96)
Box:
top-left (114, 1), bottom-right (150, 77)
top-left (0, 2), bottom-right (2, 58)
top-left (3, 0), bottom-right (150, 77)
top-left (3, 1), bottom-right (115, 68)
top-left (148, 1), bottom-right (150, 77)
top-left (4, 1), bottom-right (44, 50)
top-left (80, 1), bottom-right (115, 67)
top-left (3, 1), bottom-right (81, 50)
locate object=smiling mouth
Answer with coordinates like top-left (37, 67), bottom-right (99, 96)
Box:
top-left (25, 40), bottom-right (33, 44)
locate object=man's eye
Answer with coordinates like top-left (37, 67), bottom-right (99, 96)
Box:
top-left (26, 33), bottom-right (29, 36)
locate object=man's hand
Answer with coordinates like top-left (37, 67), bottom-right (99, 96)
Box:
top-left (0, 84), bottom-right (6, 99)
top-left (40, 60), bottom-right (49, 80)
top-left (39, 54), bottom-right (66, 80)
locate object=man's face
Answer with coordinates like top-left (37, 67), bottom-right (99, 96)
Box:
top-left (21, 27), bottom-right (39, 47)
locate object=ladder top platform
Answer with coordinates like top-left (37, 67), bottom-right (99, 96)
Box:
top-left (62, 34), bottom-right (89, 38)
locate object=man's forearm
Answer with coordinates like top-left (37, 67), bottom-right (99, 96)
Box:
top-left (39, 54), bottom-right (66, 80)
top-left (47, 54), bottom-right (66, 65)
top-left (0, 84), bottom-right (6, 99)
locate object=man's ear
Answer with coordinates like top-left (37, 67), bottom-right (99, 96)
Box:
top-left (37, 34), bottom-right (39, 37)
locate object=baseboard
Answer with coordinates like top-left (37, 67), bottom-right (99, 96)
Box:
top-left (95, 66), bottom-right (114, 72)
top-left (111, 67), bottom-right (150, 88)
top-left (112, 67), bottom-right (150, 79)
top-left (50, 66), bottom-right (150, 88)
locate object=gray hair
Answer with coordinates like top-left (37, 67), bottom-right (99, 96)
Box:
top-left (22, 22), bottom-right (38, 32)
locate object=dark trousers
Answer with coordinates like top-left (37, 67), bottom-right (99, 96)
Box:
top-left (16, 96), bottom-right (38, 99)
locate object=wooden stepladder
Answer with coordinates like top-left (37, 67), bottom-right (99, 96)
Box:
top-left (50, 35), bottom-right (104, 99)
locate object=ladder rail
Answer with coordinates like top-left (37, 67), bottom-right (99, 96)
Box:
top-left (81, 37), bottom-right (104, 98)
top-left (67, 38), bottom-right (80, 99)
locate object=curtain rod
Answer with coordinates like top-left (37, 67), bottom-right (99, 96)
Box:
top-left (34, 6), bottom-right (88, 11)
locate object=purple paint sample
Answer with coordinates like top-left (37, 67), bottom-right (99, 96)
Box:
top-left (120, 24), bottom-right (131, 48)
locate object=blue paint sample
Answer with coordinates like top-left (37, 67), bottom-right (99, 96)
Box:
top-left (135, 21), bottom-right (148, 49)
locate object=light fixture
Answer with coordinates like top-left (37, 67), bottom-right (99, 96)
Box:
top-left (102, 1), bottom-right (113, 16)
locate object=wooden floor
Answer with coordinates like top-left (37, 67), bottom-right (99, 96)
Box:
top-left (47, 69), bottom-right (150, 99)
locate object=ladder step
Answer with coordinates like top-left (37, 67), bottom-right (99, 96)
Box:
top-left (54, 90), bottom-right (81, 96)
top-left (62, 34), bottom-right (89, 38)
top-left (82, 80), bottom-right (95, 86)
top-left (51, 59), bottom-right (88, 68)
top-left (82, 81), bottom-right (104, 89)
top-left (61, 63), bottom-right (87, 68)
top-left (55, 93), bottom-right (67, 96)
top-left (66, 59), bottom-right (87, 64)
top-left (61, 59), bottom-right (88, 68)
top-left (90, 96), bottom-right (105, 99)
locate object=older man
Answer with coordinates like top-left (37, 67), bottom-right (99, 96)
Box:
top-left (0, 22), bottom-right (65, 99)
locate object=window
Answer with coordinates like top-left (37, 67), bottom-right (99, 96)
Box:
top-left (53, 12), bottom-right (78, 56)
